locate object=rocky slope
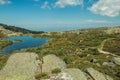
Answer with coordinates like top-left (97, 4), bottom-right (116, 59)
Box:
top-left (0, 25), bottom-right (22, 37)
top-left (1, 52), bottom-right (120, 80)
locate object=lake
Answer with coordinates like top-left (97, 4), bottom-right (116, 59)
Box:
top-left (0, 36), bottom-right (49, 54)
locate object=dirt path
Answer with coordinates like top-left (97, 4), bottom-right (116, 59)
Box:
top-left (98, 38), bottom-right (117, 56)
top-left (0, 52), bottom-right (39, 80)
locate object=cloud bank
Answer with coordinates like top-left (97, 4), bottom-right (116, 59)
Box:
top-left (55, 0), bottom-right (84, 8)
top-left (89, 0), bottom-right (120, 17)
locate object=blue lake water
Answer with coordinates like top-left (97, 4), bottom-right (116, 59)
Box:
top-left (0, 36), bottom-right (49, 54)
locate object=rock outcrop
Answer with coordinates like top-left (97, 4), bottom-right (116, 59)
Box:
top-left (0, 52), bottom-right (38, 80)
top-left (42, 54), bottom-right (66, 73)
top-left (50, 68), bottom-right (87, 80)
top-left (86, 68), bottom-right (113, 80)
top-left (62, 68), bottom-right (87, 80)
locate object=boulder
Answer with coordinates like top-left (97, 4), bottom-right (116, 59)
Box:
top-left (42, 54), bottom-right (66, 73)
top-left (0, 52), bottom-right (38, 80)
top-left (112, 57), bottom-right (120, 65)
top-left (86, 68), bottom-right (113, 80)
top-left (62, 68), bottom-right (87, 80)
top-left (50, 73), bottom-right (75, 80)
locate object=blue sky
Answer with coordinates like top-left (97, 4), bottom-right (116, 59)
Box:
top-left (0, 0), bottom-right (120, 31)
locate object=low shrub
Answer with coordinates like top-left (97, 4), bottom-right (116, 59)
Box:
top-left (35, 72), bottom-right (49, 80)
top-left (51, 68), bottom-right (61, 74)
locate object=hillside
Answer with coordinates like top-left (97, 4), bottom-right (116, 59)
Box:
top-left (0, 26), bottom-right (120, 80)
top-left (0, 23), bottom-right (44, 34)
top-left (31, 26), bottom-right (120, 80)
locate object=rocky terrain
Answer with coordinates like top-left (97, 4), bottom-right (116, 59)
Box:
top-left (0, 25), bottom-right (120, 80)
top-left (0, 52), bottom-right (120, 80)
top-left (0, 25), bottom-right (23, 37)
top-left (32, 27), bottom-right (120, 80)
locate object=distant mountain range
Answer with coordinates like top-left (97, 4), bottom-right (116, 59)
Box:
top-left (0, 23), bottom-right (44, 34)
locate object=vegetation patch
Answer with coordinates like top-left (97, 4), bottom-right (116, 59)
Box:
top-left (51, 68), bottom-right (61, 74)
top-left (0, 40), bottom-right (13, 49)
top-left (35, 72), bottom-right (49, 80)
top-left (102, 39), bottom-right (120, 56)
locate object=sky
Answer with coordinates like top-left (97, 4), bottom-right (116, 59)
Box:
top-left (0, 0), bottom-right (120, 31)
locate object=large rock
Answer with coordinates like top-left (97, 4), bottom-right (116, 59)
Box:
top-left (62, 68), bottom-right (87, 80)
top-left (86, 68), bottom-right (113, 80)
top-left (112, 57), bottom-right (120, 65)
top-left (42, 54), bottom-right (66, 73)
top-left (50, 68), bottom-right (87, 80)
top-left (0, 52), bottom-right (38, 80)
top-left (50, 73), bottom-right (75, 80)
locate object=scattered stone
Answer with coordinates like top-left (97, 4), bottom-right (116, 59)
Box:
top-left (109, 62), bottom-right (116, 67)
top-left (87, 54), bottom-right (90, 57)
top-left (102, 62), bottom-right (115, 67)
top-left (96, 63), bottom-right (101, 67)
top-left (102, 62), bottom-right (109, 66)
top-left (42, 54), bottom-right (66, 73)
top-left (90, 59), bottom-right (97, 63)
top-left (112, 57), bottom-right (120, 65)
top-left (86, 68), bottom-right (113, 80)
top-left (106, 75), bottom-right (114, 80)
top-left (84, 60), bottom-right (90, 63)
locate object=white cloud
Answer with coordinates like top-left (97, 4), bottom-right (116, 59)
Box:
top-left (89, 0), bottom-right (120, 17)
top-left (41, 1), bottom-right (51, 10)
top-left (55, 0), bottom-right (83, 8)
top-left (0, 0), bottom-right (11, 5)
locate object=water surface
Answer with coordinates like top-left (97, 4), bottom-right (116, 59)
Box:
top-left (0, 36), bottom-right (49, 54)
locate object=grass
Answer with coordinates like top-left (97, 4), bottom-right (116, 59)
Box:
top-left (35, 72), bottom-right (50, 80)
top-left (0, 27), bottom-right (120, 79)
top-left (51, 68), bottom-right (61, 74)
top-left (0, 54), bottom-right (8, 70)
top-left (31, 27), bottom-right (120, 80)
top-left (102, 38), bottom-right (120, 56)
top-left (0, 40), bottom-right (13, 49)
